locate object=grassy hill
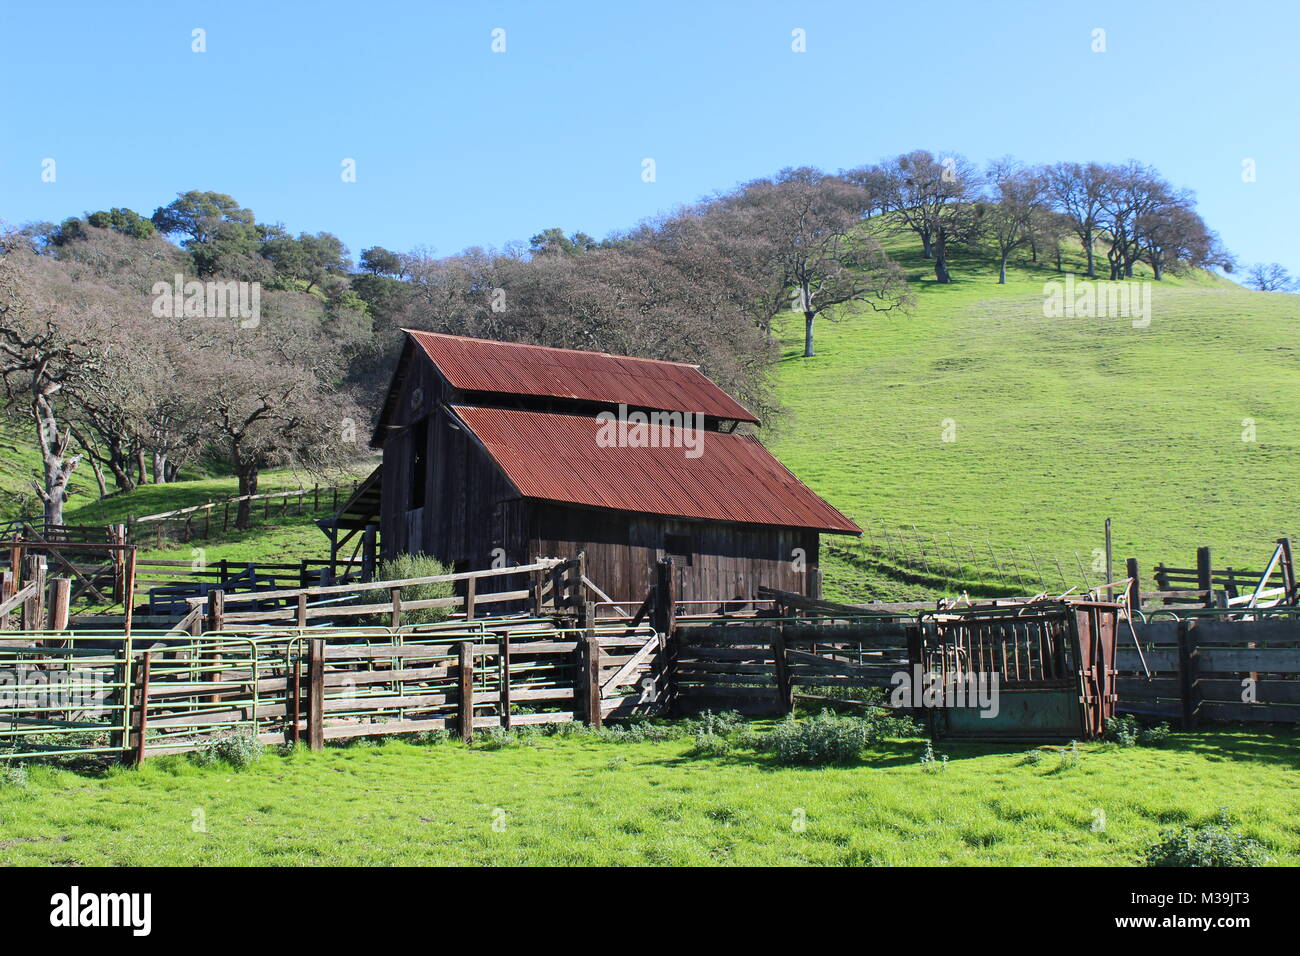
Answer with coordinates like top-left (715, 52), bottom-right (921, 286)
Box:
top-left (768, 236), bottom-right (1300, 600)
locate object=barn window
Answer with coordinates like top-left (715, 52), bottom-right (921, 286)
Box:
top-left (664, 533), bottom-right (694, 566)
top-left (409, 417), bottom-right (428, 510)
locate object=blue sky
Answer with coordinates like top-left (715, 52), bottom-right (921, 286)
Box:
top-left (2, 0), bottom-right (1298, 275)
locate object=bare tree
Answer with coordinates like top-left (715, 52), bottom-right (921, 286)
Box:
top-left (1045, 162), bottom-right (1110, 278)
top-left (983, 160), bottom-right (1046, 284)
top-left (1245, 262), bottom-right (1295, 292)
top-left (861, 151), bottom-right (982, 284)
top-left (726, 169), bottom-right (910, 356)
top-left (0, 245), bottom-right (106, 524)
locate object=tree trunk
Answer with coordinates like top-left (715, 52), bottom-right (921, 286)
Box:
top-left (236, 466), bottom-right (259, 530)
top-left (1084, 229), bottom-right (1096, 278)
top-left (31, 392), bottom-right (79, 529)
top-left (88, 457), bottom-right (108, 498)
top-left (136, 447), bottom-right (148, 485)
top-left (920, 230), bottom-right (933, 259)
top-left (152, 451), bottom-right (168, 484)
top-left (933, 230), bottom-right (951, 284)
top-left (803, 311), bottom-right (816, 358)
top-left (998, 254), bottom-right (1008, 285)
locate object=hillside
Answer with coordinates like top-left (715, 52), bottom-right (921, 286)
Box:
top-left (2, 238), bottom-right (1295, 604)
top-left (768, 237), bottom-right (1300, 600)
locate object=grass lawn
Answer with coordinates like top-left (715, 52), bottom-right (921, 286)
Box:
top-left (1, 727), bottom-right (1295, 866)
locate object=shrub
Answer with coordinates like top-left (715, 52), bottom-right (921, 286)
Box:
top-left (687, 732), bottom-right (732, 758)
top-left (1138, 723), bottom-right (1172, 746)
top-left (193, 731), bottom-right (265, 770)
top-left (760, 711), bottom-right (870, 766)
top-left (0, 762), bottom-right (29, 788)
top-left (1105, 715), bottom-right (1172, 748)
top-left (1146, 811), bottom-right (1272, 867)
top-left (681, 710), bottom-right (743, 737)
top-left (1019, 748), bottom-right (1044, 766)
top-left (1104, 715), bottom-right (1139, 747)
top-left (375, 553), bottom-right (454, 627)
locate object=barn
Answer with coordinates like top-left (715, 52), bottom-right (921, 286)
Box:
top-left (348, 329), bottom-right (859, 610)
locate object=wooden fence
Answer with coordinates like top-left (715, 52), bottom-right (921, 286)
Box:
top-left (0, 616), bottom-right (663, 761)
top-left (674, 620), bottom-right (913, 716)
top-left (1117, 616), bottom-right (1300, 727)
top-left (127, 481), bottom-right (362, 546)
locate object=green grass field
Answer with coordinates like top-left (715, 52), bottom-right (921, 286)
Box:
top-left (1, 728), bottom-right (1295, 866)
top-left (768, 240), bottom-right (1300, 600)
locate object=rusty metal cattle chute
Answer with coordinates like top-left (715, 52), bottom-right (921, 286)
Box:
top-left (917, 599), bottom-right (1122, 741)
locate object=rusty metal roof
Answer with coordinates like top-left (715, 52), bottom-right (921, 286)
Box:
top-left (406, 330), bottom-right (759, 423)
top-left (452, 406), bottom-right (860, 534)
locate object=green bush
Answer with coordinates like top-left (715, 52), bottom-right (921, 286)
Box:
top-left (375, 553), bottom-right (454, 626)
top-left (687, 732), bottom-right (732, 758)
top-left (1146, 811), bottom-right (1272, 867)
top-left (193, 731), bottom-right (265, 770)
top-left (1019, 748), bottom-right (1045, 766)
top-left (760, 711), bottom-right (872, 766)
top-left (1105, 715), bottom-right (1172, 748)
top-left (681, 710), bottom-right (743, 737)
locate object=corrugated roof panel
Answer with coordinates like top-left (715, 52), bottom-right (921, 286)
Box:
top-left (453, 406), bottom-right (859, 534)
top-left (406, 330), bottom-right (759, 423)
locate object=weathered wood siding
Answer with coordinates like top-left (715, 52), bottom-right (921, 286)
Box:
top-left (529, 503), bottom-right (819, 606)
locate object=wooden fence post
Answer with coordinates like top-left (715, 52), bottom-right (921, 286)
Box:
top-left (1278, 537), bottom-right (1297, 605)
top-left (458, 641), bottom-right (475, 743)
top-left (464, 576), bottom-right (476, 622)
top-left (361, 524), bottom-right (377, 583)
top-left (307, 638), bottom-right (325, 751)
top-left (1176, 619), bottom-right (1201, 731)
top-left (1125, 558), bottom-right (1141, 613)
top-left (0, 570), bottom-right (14, 631)
top-left (584, 627), bottom-right (603, 728)
top-left (48, 577), bottom-right (70, 631)
top-left (132, 651), bottom-right (152, 765)
top-left (206, 589), bottom-right (225, 633)
top-left (1196, 546), bottom-right (1213, 608)
top-left (389, 586), bottom-right (402, 629)
top-left (296, 592), bottom-right (308, 628)
top-left (498, 632), bottom-right (512, 731)
top-left (21, 555), bottom-right (45, 631)
top-left (771, 623), bottom-right (792, 714)
top-left (531, 565), bottom-right (545, 617)
top-left (652, 557), bottom-right (675, 636)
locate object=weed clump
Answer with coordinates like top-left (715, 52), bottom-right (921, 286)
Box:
top-left (193, 731), bottom-right (265, 770)
top-left (1104, 715), bottom-right (1172, 747)
top-left (1145, 810), bottom-right (1272, 867)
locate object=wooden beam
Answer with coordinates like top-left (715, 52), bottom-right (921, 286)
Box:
top-left (458, 641), bottom-right (474, 744)
top-left (307, 639), bottom-right (325, 751)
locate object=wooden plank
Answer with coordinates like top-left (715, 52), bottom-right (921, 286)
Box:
top-left (600, 634), bottom-right (658, 695)
top-left (1189, 619), bottom-right (1300, 646)
top-left (307, 639), bottom-right (325, 751)
top-left (457, 640), bottom-right (474, 744)
top-left (1200, 701), bottom-right (1300, 723)
top-left (1198, 647), bottom-right (1300, 672)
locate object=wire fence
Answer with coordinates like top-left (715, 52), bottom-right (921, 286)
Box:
top-left (836, 519), bottom-right (1114, 595)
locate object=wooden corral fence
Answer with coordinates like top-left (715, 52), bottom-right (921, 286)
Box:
top-left (1129, 539), bottom-right (1298, 611)
top-left (0, 613), bottom-right (663, 762)
top-left (673, 620), bottom-right (913, 716)
top-left (183, 556), bottom-right (590, 631)
top-left (1118, 614), bottom-right (1300, 728)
